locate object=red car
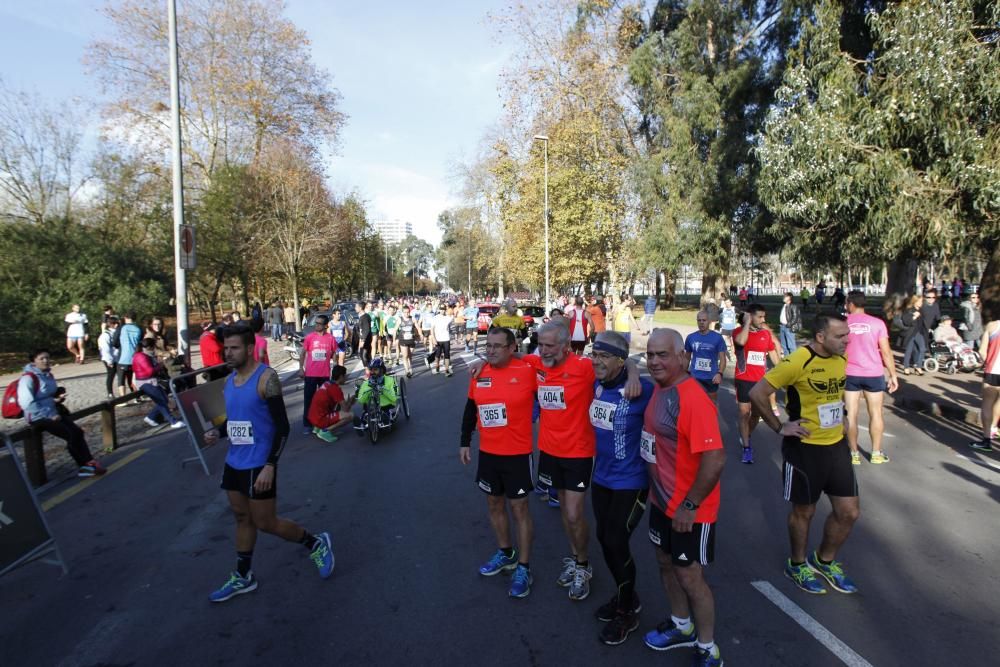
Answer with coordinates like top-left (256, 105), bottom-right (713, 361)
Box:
top-left (476, 303), bottom-right (500, 333)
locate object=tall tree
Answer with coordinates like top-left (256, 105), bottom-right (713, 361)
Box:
top-left (86, 0), bottom-right (345, 183)
top-left (757, 0), bottom-right (1000, 305)
top-left (0, 79), bottom-right (86, 224)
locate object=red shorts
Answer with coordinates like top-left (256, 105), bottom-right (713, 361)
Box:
top-left (312, 411), bottom-right (341, 429)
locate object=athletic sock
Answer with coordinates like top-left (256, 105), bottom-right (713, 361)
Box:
top-left (576, 559), bottom-right (589, 568)
top-left (519, 562), bottom-right (530, 570)
top-left (671, 615), bottom-right (692, 632)
top-left (500, 546), bottom-right (515, 558)
top-left (236, 551), bottom-right (253, 578)
top-left (817, 554), bottom-right (833, 566)
top-left (790, 560), bottom-right (806, 567)
top-left (300, 530), bottom-right (320, 551)
top-left (697, 640), bottom-right (718, 655)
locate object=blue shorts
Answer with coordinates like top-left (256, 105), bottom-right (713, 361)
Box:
top-left (845, 375), bottom-right (886, 393)
top-left (695, 377), bottom-right (719, 394)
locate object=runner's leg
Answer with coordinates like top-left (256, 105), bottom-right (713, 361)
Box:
top-left (844, 390), bottom-right (863, 455)
top-left (864, 390), bottom-right (886, 454)
top-left (788, 503), bottom-right (816, 563)
top-left (982, 385), bottom-right (1000, 441)
top-left (510, 496), bottom-right (533, 563)
top-left (816, 495), bottom-right (860, 562)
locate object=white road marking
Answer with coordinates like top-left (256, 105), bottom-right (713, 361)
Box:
top-left (956, 454), bottom-right (1000, 472)
top-left (751, 580), bottom-right (875, 667)
top-left (857, 425), bottom-right (895, 438)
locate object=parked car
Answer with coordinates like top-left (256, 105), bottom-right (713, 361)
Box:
top-left (476, 303), bottom-right (501, 333)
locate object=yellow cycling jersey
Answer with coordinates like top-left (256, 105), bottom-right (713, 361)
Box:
top-left (764, 345), bottom-right (847, 446)
top-left (491, 313), bottom-right (526, 332)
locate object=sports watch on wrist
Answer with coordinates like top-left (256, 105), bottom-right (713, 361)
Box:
top-left (681, 498), bottom-right (699, 511)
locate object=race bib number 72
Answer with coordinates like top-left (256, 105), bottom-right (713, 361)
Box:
top-left (818, 401), bottom-right (844, 429)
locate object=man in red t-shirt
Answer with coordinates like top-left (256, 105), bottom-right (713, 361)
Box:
top-left (640, 328), bottom-right (725, 665)
top-left (460, 327), bottom-right (538, 598)
top-left (307, 365), bottom-right (354, 443)
top-left (732, 304), bottom-right (780, 463)
top-left (198, 320), bottom-right (229, 381)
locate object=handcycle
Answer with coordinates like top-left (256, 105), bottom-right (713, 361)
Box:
top-left (355, 370), bottom-right (410, 444)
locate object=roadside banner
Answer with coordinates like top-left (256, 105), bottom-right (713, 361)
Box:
top-left (0, 433), bottom-right (68, 577)
top-left (170, 365), bottom-right (229, 476)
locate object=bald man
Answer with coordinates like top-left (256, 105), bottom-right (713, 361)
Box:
top-left (640, 329), bottom-right (725, 667)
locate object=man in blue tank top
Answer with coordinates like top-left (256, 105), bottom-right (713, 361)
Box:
top-left (203, 323), bottom-right (335, 602)
top-left (588, 331), bottom-right (654, 646)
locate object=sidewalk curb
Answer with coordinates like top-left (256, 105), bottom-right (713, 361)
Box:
top-left (887, 392), bottom-right (982, 428)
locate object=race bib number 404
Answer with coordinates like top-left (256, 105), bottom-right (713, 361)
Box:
top-left (538, 386), bottom-right (566, 410)
top-left (228, 420), bottom-right (254, 446)
top-left (478, 403), bottom-right (508, 428)
top-left (589, 399), bottom-right (616, 430)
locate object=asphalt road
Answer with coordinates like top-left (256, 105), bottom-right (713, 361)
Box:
top-left (2, 344), bottom-right (999, 667)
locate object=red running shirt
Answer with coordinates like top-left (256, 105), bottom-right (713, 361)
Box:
top-left (467, 359), bottom-right (538, 455)
top-left (642, 378), bottom-right (723, 523)
top-left (524, 354), bottom-right (596, 458)
top-left (200, 331), bottom-right (223, 368)
top-left (733, 326), bottom-right (775, 382)
top-left (308, 381), bottom-right (345, 429)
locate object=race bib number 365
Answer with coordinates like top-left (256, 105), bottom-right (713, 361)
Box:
top-left (228, 420), bottom-right (254, 446)
top-left (478, 403), bottom-right (508, 428)
top-left (589, 400), bottom-right (616, 430)
top-left (538, 386), bottom-right (566, 410)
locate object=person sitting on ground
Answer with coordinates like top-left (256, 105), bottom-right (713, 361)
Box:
top-left (16, 348), bottom-right (107, 477)
top-left (133, 338), bottom-right (184, 429)
top-left (308, 365), bottom-right (355, 443)
top-left (355, 357), bottom-right (398, 429)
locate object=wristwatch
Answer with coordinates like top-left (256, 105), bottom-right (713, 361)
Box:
top-left (681, 498), bottom-right (699, 511)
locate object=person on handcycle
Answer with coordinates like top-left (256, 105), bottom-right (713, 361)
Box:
top-left (355, 357), bottom-right (399, 430)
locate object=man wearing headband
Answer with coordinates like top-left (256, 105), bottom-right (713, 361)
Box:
top-left (684, 311), bottom-right (728, 403)
top-left (588, 331), bottom-right (654, 645)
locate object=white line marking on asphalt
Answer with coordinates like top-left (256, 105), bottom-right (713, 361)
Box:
top-left (751, 580), bottom-right (875, 667)
top-left (857, 425), bottom-right (895, 438)
top-left (956, 454), bottom-right (1000, 472)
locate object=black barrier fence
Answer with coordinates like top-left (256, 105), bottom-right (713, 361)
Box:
top-left (169, 365), bottom-right (229, 476)
top-left (0, 433), bottom-right (68, 578)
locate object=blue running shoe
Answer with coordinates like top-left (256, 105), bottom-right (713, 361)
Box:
top-left (547, 494), bottom-right (561, 508)
top-left (741, 446), bottom-right (754, 464)
top-left (534, 482), bottom-right (549, 496)
top-left (310, 532), bottom-right (335, 579)
top-left (643, 620), bottom-right (697, 651)
top-left (209, 571), bottom-right (258, 603)
top-left (807, 552), bottom-right (858, 594)
top-left (508, 564), bottom-right (532, 598)
top-left (693, 645), bottom-right (724, 666)
top-left (784, 559), bottom-right (827, 594)
top-left (479, 548), bottom-right (518, 576)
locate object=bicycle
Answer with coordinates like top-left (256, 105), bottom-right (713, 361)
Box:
top-left (356, 372), bottom-right (410, 444)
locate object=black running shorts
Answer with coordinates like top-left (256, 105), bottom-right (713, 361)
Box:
top-left (735, 378), bottom-right (755, 403)
top-left (476, 452), bottom-right (533, 499)
top-left (221, 463), bottom-right (277, 500)
top-left (782, 437), bottom-right (857, 506)
top-left (435, 340), bottom-right (451, 360)
top-left (648, 509), bottom-right (715, 567)
top-left (985, 373), bottom-right (1000, 388)
top-left (538, 451), bottom-right (594, 492)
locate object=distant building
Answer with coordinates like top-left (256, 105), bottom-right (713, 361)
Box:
top-left (373, 219), bottom-right (413, 245)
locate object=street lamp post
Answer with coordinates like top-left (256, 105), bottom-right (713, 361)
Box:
top-left (533, 135), bottom-right (550, 312)
top-left (167, 0), bottom-right (188, 355)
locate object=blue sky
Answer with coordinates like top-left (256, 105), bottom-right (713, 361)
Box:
top-left (0, 0), bottom-right (512, 244)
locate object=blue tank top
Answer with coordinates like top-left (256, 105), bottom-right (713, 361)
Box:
top-left (330, 320), bottom-right (347, 342)
top-left (590, 375), bottom-right (654, 490)
top-left (224, 364), bottom-right (275, 470)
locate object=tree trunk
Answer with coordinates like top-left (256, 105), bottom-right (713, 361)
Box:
top-left (884, 256), bottom-right (918, 316)
top-left (661, 269), bottom-right (677, 309)
top-left (701, 272), bottom-right (727, 306)
top-left (980, 240), bottom-right (999, 322)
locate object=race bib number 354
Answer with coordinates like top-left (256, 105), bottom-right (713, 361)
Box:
top-left (640, 431), bottom-right (656, 463)
top-left (747, 351), bottom-right (766, 366)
